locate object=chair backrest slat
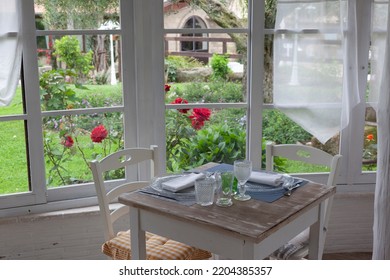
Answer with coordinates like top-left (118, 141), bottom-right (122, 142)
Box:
top-left (266, 144), bottom-right (342, 186)
top-left (90, 145), bottom-right (159, 241)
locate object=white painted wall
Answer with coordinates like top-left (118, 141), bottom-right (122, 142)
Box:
top-left (0, 206), bottom-right (129, 260)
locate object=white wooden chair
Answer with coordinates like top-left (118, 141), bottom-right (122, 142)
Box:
top-left (265, 143), bottom-right (342, 260)
top-left (90, 145), bottom-right (211, 260)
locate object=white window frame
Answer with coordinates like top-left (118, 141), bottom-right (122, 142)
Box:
top-left (0, 0), bottom-right (377, 218)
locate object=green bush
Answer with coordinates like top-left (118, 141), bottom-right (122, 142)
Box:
top-left (54, 35), bottom-right (94, 79)
top-left (40, 69), bottom-right (81, 111)
top-left (167, 123), bottom-right (287, 173)
top-left (173, 123), bottom-right (247, 171)
top-left (262, 109), bottom-right (312, 144)
top-left (165, 56), bottom-right (204, 82)
top-left (210, 54), bottom-right (231, 81)
top-left (169, 81), bottom-right (242, 104)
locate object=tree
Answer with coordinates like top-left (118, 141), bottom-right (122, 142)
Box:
top-left (177, 0), bottom-right (276, 102)
top-left (36, 0), bottom-right (119, 30)
top-left (37, 0), bottom-right (277, 94)
top-left (36, 0), bottom-right (120, 74)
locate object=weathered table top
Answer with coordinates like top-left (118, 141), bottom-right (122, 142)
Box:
top-left (119, 178), bottom-right (335, 244)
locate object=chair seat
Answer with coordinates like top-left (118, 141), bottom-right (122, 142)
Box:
top-left (102, 230), bottom-right (212, 260)
top-left (268, 228), bottom-right (310, 260)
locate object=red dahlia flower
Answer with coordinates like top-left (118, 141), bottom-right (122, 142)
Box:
top-left (171, 97), bottom-right (189, 114)
top-left (61, 135), bottom-right (74, 148)
top-left (164, 84), bottom-right (171, 92)
top-left (190, 108), bottom-right (211, 122)
top-left (91, 125), bottom-right (108, 143)
top-left (191, 119), bottom-right (205, 130)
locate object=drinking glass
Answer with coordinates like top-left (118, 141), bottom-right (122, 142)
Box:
top-left (195, 177), bottom-right (216, 206)
top-left (215, 171), bottom-right (234, 207)
top-left (233, 160), bottom-right (252, 201)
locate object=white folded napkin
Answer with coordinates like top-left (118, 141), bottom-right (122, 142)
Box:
top-left (161, 173), bottom-right (205, 192)
top-left (248, 171), bottom-right (284, 187)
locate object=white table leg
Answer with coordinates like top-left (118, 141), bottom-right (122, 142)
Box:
top-left (308, 201), bottom-right (326, 260)
top-left (129, 206), bottom-right (147, 259)
top-left (241, 240), bottom-right (255, 260)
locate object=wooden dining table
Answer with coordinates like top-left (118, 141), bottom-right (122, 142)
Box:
top-left (118, 169), bottom-right (336, 260)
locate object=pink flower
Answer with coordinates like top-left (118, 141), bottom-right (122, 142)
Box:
top-left (164, 84), bottom-right (171, 92)
top-left (91, 125), bottom-right (108, 143)
top-left (61, 135), bottom-right (74, 148)
top-left (171, 97), bottom-right (189, 114)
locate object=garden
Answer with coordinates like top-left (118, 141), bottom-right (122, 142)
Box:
top-left (2, 35), bottom-right (369, 195)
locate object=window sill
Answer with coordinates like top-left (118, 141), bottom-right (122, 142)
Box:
top-left (0, 203), bottom-right (120, 225)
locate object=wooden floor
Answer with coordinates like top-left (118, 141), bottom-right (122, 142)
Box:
top-left (322, 252), bottom-right (372, 260)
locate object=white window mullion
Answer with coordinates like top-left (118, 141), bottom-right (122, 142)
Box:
top-left (0, 0), bottom-right (47, 210)
top-left (120, 0), bottom-right (138, 151)
top-left (149, 0), bottom-right (166, 173)
top-left (21, 0), bottom-right (46, 202)
top-left (130, 0), bottom-right (165, 177)
top-left (247, 0), bottom-right (265, 170)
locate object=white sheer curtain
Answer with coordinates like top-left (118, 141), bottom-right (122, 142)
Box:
top-left (0, 0), bottom-right (22, 107)
top-left (370, 0), bottom-right (390, 260)
top-left (274, 0), bottom-right (360, 144)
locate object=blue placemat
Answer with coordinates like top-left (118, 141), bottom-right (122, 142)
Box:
top-left (205, 163), bottom-right (234, 172)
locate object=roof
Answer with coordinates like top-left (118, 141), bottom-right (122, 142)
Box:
top-left (163, 1), bottom-right (189, 13)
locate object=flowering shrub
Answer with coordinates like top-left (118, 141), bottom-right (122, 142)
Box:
top-left (43, 116), bottom-right (122, 186)
top-left (363, 130), bottom-right (377, 170)
top-left (40, 65), bottom-right (124, 186)
top-left (165, 86), bottom-right (212, 171)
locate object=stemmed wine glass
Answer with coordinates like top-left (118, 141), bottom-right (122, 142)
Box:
top-left (233, 160), bottom-right (252, 201)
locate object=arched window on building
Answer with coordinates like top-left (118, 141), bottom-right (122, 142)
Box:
top-left (181, 16), bottom-right (208, 62)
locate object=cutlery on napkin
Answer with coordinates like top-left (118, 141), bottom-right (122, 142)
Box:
top-left (161, 173), bottom-right (205, 192)
top-left (248, 171), bottom-right (283, 187)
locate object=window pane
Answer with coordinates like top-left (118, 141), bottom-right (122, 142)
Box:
top-left (37, 34), bottom-right (123, 111)
top-left (166, 108), bottom-right (247, 172)
top-left (264, 34), bottom-right (274, 104)
top-left (363, 108), bottom-right (377, 171)
top-left (0, 86), bottom-right (24, 116)
top-left (0, 121), bottom-right (29, 194)
top-left (262, 109), bottom-right (340, 173)
top-left (43, 112), bottom-right (124, 188)
top-left (34, 0), bottom-right (120, 30)
top-left (164, 28), bottom-right (248, 172)
top-left (163, 1), bottom-right (248, 29)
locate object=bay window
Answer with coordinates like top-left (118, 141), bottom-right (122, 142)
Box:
top-left (0, 0), bottom-right (381, 218)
